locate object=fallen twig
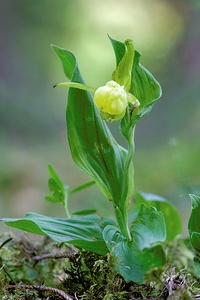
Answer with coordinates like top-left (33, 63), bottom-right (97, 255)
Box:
top-left (32, 250), bottom-right (77, 262)
top-left (8, 284), bottom-right (74, 300)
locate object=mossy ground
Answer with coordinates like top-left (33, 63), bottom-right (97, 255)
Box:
top-left (0, 233), bottom-right (200, 300)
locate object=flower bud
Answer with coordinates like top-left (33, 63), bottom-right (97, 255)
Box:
top-left (94, 80), bottom-right (128, 116)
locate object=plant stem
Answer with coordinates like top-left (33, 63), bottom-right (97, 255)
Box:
top-left (115, 126), bottom-right (135, 241)
top-left (114, 206), bottom-right (132, 241)
top-left (123, 128), bottom-right (135, 197)
top-left (64, 190), bottom-right (71, 218)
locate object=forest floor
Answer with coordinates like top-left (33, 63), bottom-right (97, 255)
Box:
top-left (0, 232), bottom-right (200, 300)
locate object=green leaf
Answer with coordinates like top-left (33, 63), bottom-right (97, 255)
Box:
top-left (188, 194), bottom-right (200, 278)
top-left (130, 204), bottom-right (166, 248)
top-left (70, 181), bottom-right (95, 195)
top-left (51, 45), bottom-right (76, 80)
top-left (109, 36), bottom-right (162, 136)
top-left (1, 213), bottom-right (115, 255)
top-left (52, 43), bottom-right (134, 239)
top-left (54, 81), bottom-right (96, 93)
top-left (72, 209), bottom-right (97, 216)
top-left (45, 165), bottom-right (67, 205)
top-left (135, 192), bottom-right (182, 241)
top-left (103, 204), bottom-right (166, 282)
top-left (194, 256), bottom-right (200, 277)
top-left (112, 39), bottom-right (135, 92)
top-left (188, 194), bottom-right (200, 254)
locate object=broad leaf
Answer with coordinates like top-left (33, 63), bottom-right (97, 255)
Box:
top-left (1, 213), bottom-right (115, 255)
top-left (103, 204), bottom-right (166, 282)
top-left (130, 204), bottom-right (166, 248)
top-left (135, 192), bottom-right (182, 241)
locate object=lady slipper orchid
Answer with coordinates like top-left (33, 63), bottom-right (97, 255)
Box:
top-left (94, 81), bottom-right (128, 115)
top-left (94, 80), bottom-right (139, 122)
top-left (53, 38), bottom-right (140, 123)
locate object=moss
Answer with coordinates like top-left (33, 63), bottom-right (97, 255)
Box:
top-left (0, 233), bottom-right (200, 299)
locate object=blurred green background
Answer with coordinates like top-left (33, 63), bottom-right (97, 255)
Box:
top-left (1, 0), bottom-right (200, 235)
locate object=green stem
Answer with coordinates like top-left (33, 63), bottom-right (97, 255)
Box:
top-left (114, 205), bottom-right (132, 241)
top-left (114, 205), bottom-right (131, 241)
top-left (114, 126), bottom-right (135, 241)
top-left (64, 190), bottom-right (71, 218)
top-left (123, 129), bottom-right (135, 197)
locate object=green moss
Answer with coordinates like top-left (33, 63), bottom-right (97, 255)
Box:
top-left (0, 233), bottom-right (200, 299)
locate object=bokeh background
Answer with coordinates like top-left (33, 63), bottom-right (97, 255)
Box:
top-left (1, 0), bottom-right (200, 235)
